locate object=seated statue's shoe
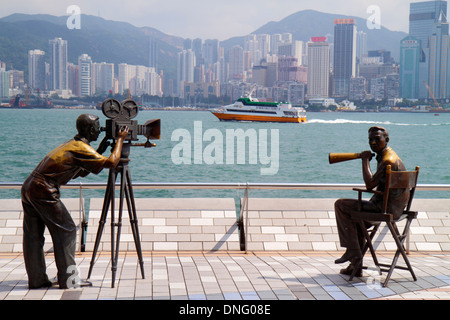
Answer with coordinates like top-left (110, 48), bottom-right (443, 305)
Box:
top-left (335, 249), bottom-right (362, 264)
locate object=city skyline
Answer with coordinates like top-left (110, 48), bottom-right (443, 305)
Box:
top-left (1, 0), bottom-right (445, 41)
top-left (2, 1), bottom-right (450, 105)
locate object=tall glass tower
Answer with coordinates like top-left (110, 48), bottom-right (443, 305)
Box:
top-left (399, 36), bottom-right (421, 99)
top-left (407, 1), bottom-right (448, 98)
top-left (333, 19), bottom-right (356, 98)
top-left (409, 0), bottom-right (447, 49)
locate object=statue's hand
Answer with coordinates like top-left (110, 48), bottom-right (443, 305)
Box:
top-left (117, 126), bottom-right (129, 140)
top-left (360, 150), bottom-right (373, 161)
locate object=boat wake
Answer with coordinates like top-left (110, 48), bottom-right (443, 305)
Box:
top-left (307, 119), bottom-right (450, 126)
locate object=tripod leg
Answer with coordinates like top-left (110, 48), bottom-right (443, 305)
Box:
top-left (109, 166), bottom-right (117, 288)
top-left (87, 168), bottom-right (115, 279)
top-left (111, 166), bottom-right (126, 288)
top-left (125, 166), bottom-right (145, 279)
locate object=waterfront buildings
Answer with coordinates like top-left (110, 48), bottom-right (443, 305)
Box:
top-left (0, 13), bottom-right (412, 107)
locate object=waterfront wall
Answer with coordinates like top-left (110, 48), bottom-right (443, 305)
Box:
top-left (0, 198), bottom-right (449, 253)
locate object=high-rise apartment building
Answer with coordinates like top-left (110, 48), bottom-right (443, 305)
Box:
top-left (356, 31), bottom-right (368, 61)
top-left (278, 41), bottom-right (303, 65)
top-left (229, 45), bottom-right (244, 80)
top-left (203, 39), bottom-right (220, 67)
top-left (93, 62), bottom-right (115, 95)
top-left (307, 38), bottom-right (330, 99)
top-left (48, 38), bottom-right (68, 91)
top-left (333, 19), bottom-right (356, 98)
top-left (177, 49), bottom-right (196, 96)
top-left (28, 49), bottom-right (46, 91)
top-left (78, 54), bottom-right (92, 97)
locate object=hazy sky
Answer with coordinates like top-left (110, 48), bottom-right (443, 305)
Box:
top-left (0, 0), bottom-right (442, 40)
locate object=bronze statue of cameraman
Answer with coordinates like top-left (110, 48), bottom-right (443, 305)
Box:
top-left (22, 114), bottom-right (128, 289)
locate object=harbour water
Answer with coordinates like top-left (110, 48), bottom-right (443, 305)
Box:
top-left (0, 108), bottom-right (449, 199)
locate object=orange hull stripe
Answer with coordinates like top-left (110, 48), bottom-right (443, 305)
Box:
top-left (212, 113), bottom-right (306, 123)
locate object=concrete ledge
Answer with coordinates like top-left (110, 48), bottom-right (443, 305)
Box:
top-left (1, 198), bottom-right (449, 253)
top-left (244, 198), bottom-right (450, 252)
top-left (85, 198), bottom-right (238, 252)
top-left (0, 198), bottom-right (83, 253)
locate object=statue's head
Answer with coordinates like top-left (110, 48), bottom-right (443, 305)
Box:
top-left (368, 126), bottom-right (389, 153)
top-left (76, 114), bottom-right (101, 142)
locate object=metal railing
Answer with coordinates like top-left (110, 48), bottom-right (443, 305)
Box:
top-left (1, 181), bottom-right (450, 252)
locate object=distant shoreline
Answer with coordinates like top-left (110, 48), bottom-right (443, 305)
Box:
top-left (1, 105), bottom-right (449, 114)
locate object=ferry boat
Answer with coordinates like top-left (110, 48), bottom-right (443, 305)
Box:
top-left (211, 95), bottom-right (306, 123)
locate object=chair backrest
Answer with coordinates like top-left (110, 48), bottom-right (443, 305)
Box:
top-left (382, 165), bottom-right (420, 213)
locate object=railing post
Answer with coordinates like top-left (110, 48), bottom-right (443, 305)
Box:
top-left (78, 182), bottom-right (86, 252)
top-left (244, 182), bottom-right (249, 254)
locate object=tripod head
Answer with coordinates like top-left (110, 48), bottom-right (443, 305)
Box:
top-left (100, 98), bottom-right (161, 149)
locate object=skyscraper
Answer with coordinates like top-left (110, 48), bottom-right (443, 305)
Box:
top-left (28, 49), bottom-right (46, 91)
top-left (409, 0), bottom-right (448, 49)
top-left (307, 38), bottom-right (330, 99)
top-left (333, 19), bottom-right (356, 98)
top-left (149, 38), bottom-right (158, 72)
top-left (48, 38), bottom-right (68, 91)
top-left (408, 0), bottom-right (448, 98)
top-left (399, 36), bottom-right (421, 99)
top-left (428, 12), bottom-right (450, 99)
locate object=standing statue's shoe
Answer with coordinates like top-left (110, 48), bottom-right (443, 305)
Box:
top-left (28, 280), bottom-right (53, 289)
top-left (340, 264), bottom-right (363, 277)
top-left (59, 279), bottom-right (93, 289)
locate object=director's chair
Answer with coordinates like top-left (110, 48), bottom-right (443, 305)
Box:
top-left (348, 165), bottom-right (420, 287)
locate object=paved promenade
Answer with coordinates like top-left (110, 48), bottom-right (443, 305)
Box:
top-left (0, 250), bottom-right (449, 301)
top-left (1, 197), bottom-right (449, 304)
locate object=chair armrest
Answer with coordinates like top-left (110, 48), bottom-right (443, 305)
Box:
top-left (352, 188), bottom-right (383, 211)
top-left (352, 188), bottom-right (383, 196)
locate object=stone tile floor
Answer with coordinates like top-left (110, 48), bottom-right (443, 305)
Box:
top-left (0, 251), bottom-right (449, 301)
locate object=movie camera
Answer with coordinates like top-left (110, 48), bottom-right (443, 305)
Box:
top-left (100, 98), bottom-right (160, 148)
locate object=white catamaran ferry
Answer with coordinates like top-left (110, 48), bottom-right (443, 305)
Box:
top-left (211, 94), bottom-right (307, 123)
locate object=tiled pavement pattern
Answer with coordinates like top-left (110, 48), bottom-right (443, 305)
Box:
top-left (0, 251), bottom-right (449, 300)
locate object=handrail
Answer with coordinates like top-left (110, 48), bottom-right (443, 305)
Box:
top-left (2, 181), bottom-right (449, 252)
top-left (2, 181), bottom-right (450, 190)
